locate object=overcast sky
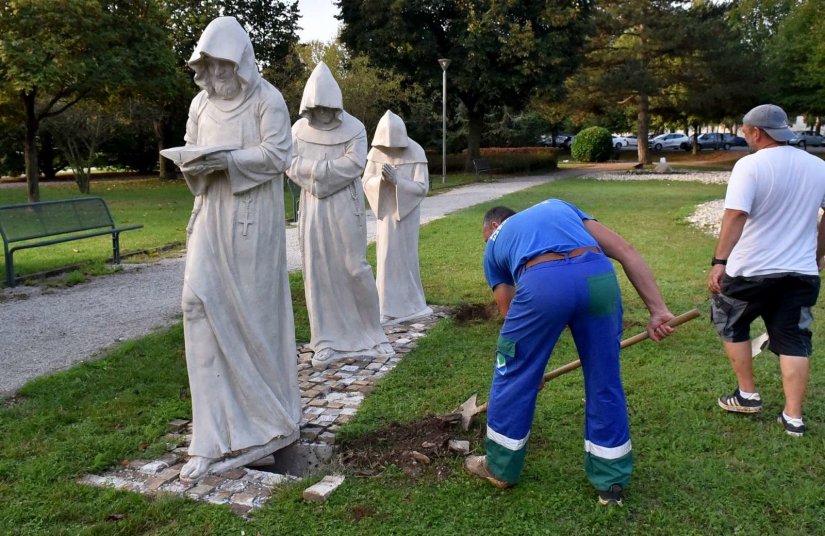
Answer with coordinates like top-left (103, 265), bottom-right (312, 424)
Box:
top-left (297, 0), bottom-right (340, 43)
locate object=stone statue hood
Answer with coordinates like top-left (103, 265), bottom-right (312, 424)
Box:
top-left (188, 16), bottom-right (261, 110)
top-left (368, 110), bottom-right (427, 165)
top-left (372, 110), bottom-right (408, 148)
top-left (299, 62), bottom-right (343, 119)
top-left (294, 61), bottom-right (363, 145)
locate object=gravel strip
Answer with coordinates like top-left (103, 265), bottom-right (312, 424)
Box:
top-left (586, 170), bottom-right (727, 236)
top-left (587, 170), bottom-right (730, 184)
top-left (685, 199), bottom-right (725, 237)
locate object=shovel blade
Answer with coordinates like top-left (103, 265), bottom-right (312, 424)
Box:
top-left (751, 332), bottom-right (769, 357)
top-left (455, 393), bottom-right (481, 431)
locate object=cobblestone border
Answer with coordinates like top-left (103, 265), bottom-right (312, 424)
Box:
top-left (80, 306), bottom-right (450, 516)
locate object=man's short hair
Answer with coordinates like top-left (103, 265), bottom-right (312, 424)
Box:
top-left (483, 206), bottom-right (516, 226)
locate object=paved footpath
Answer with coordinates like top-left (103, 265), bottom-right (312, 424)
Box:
top-left (0, 168), bottom-right (601, 397)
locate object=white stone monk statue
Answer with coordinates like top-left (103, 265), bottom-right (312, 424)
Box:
top-left (362, 110), bottom-right (432, 324)
top-left (286, 62), bottom-right (393, 369)
top-left (171, 16), bottom-right (300, 481)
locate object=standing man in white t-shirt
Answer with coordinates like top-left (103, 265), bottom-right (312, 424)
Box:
top-left (708, 104), bottom-right (825, 437)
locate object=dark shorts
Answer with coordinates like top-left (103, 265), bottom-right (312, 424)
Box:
top-left (711, 273), bottom-right (820, 357)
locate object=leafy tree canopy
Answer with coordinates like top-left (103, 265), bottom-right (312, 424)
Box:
top-left (337, 0), bottom-right (593, 163)
top-left (557, 0), bottom-right (764, 162)
top-left (767, 0), bottom-right (825, 120)
top-left (164, 0), bottom-right (299, 70)
top-left (0, 0), bottom-right (176, 199)
top-left (284, 41), bottom-right (418, 137)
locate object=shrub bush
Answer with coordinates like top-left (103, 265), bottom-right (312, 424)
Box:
top-left (571, 127), bottom-right (613, 162)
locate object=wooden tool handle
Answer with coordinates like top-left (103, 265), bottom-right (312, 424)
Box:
top-left (467, 309), bottom-right (701, 420)
top-left (543, 308), bottom-right (701, 383)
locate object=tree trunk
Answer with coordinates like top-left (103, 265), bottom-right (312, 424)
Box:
top-left (637, 92), bottom-right (650, 165)
top-left (691, 122), bottom-right (699, 156)
top-left (76, 170), bottom-right (91, 194)
top-left (155, 118), bottom-right (176, 180)
top-left (39, 130), bottom-right (59, 181)
top-left (23, 91), bottom-right (41, 202)
top-left (465, 104), bottom-right (484, 172)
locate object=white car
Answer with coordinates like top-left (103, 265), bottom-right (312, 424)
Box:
top-left (789, 131), bottom-right (824, 148)
top-left (611, 135), bottom-right (635, 149)
top-left (649, 133), bottom-right (691, 151)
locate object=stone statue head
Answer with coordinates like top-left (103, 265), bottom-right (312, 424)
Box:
top-left (299, 62), bottom-right (344, 130)
top-left (188, 17), bottom-right (260, 101)
top-left (372, 110), bottom-right (409, 149)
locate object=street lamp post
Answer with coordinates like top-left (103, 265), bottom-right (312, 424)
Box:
top-left (438, 58), bottom-right (450, 184)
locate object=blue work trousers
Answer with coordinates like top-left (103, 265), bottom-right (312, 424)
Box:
top-left (485, 252), bottom-right (633, 490)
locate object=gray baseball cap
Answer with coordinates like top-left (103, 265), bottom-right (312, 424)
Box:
top-left (742, 104), bottom-right (795, 142)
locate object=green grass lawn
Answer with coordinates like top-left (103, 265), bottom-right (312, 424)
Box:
top-left (2, 177), bottom-right (824, 535)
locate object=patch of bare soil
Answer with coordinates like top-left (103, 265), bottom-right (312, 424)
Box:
top-left (2, 394), bottom-right (26, 406)
top-left (451, 303), bottom-right (499, 325)
top-left (349, 505), bottom-right (378, 523)
top-left (340, 416), bottom-right (475, 479)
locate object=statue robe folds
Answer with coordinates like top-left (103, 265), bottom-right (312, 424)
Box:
top-left (181, 48), bottom-right (300, 459)
top-left (363, 137), bottom-right (431, 323)
top-left (288, 113), bottom-right (390, 355)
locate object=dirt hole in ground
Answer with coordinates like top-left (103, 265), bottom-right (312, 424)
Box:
top-left (451, 303), bottom-right (499, 325)
top-left (340, 415), bottom-right (475, 479)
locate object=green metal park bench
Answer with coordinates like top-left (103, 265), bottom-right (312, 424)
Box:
top-left (0, 197), bottom-right (143, 287)
top-left (286, 178), bottom-right (301, 223)
top-left (472, 157), bottom-right (497, 179)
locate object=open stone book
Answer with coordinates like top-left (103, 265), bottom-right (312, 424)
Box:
top-left (160, 145), bottom-right (240, 167)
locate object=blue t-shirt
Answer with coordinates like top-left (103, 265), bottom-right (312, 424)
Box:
top-left (483, 199), bottom-right (597, 288)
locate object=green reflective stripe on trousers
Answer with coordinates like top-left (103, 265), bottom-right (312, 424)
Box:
top-left (587, 272), bottom-right (620, 316)
top-left (584, 450), bottom-right (633, 490)
top-left (486, 437), bottom-right (527, 484)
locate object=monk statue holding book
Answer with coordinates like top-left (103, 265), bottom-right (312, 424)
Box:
top-left (161, 16), bottom-right (301, 481)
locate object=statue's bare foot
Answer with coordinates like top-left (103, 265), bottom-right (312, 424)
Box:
top-left (180, 455), bottom-right (214, 481)
top-left (311, 347), bottom-right (341, 369)
top-left (373, 342), bottom-right (395, 357)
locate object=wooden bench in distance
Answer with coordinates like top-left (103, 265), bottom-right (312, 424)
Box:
top-left (0, 197), bottom-right (143, 287)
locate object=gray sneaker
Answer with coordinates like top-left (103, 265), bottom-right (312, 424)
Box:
top-left (718, 388), bottom-right (762, 413)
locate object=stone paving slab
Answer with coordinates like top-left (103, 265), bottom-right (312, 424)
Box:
top-left (79, 306), bottom-right (449, 516)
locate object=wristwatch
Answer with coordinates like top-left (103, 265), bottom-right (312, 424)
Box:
top-left (711, 257), bottom-right (727, 266)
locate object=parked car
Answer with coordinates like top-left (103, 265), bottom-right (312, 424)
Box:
top-left (611, 135), bottom-right (636, 149)
top-left (536, 133), bottom-right (576, 149)
top-left (649, 133), bottom-right (691, 151)
top-left (789, 131), bottom-right (824, 149)
top-left (696, 133), bottom-right (732, 150)
top-left (729, 135), bottom-right (747, 147)
top-left (555, 134), bottom-right (575, 149)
